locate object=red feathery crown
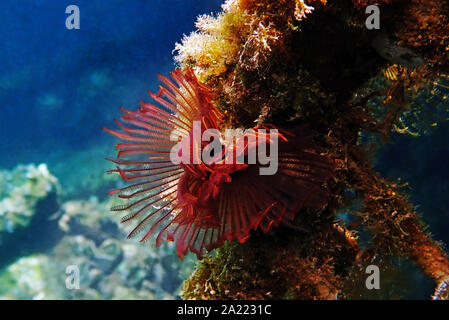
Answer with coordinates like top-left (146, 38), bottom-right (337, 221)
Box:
top-left (105, 68), bottom-right (334, 260)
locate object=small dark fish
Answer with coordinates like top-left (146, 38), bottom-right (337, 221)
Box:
top-left (372, 33), bottom-right (424, 69)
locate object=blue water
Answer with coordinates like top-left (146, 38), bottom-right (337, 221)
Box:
top-left (0, 0), bottom-right (222, 173)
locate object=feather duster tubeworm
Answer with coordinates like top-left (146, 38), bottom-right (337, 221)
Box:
top-left (105, 68), bottom-right (334, 260)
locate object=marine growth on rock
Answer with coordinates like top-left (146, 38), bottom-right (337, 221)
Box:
top-left (105, 0), bottom-right (449, 300)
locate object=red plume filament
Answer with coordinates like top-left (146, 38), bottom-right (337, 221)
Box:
top-left (105, 68), bottom-right (334, 260)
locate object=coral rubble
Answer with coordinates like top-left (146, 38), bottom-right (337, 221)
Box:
top-left (0, 164), bottom-right (59, 235)
top-left (0, 165), bottom-right (194, 299)
top-left (53, 197), bottom-right (195, 299)
top-left (0, 164), bottom-right (62, 269)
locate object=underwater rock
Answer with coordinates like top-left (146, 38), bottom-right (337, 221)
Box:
top-left (0, 255), bottom-right (65, 300)
top-left (58, 197), bottom-right (121, 245)
top-left (0, 164), bottom-right (59, 234)
top-left (0, 164), bottom-right (62, 269)
top-left (0, 166), bottom-right (193, 299)
top-left (51, 233), bottom-right (192, 299)
top-left (53, 198), bottom-right (195, 299)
